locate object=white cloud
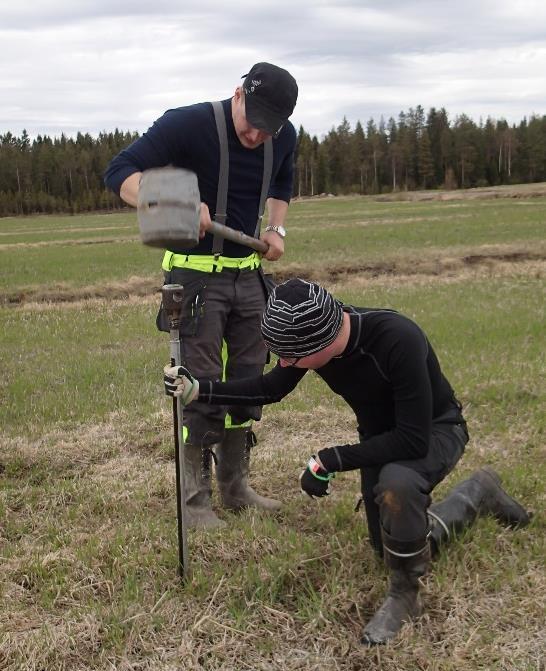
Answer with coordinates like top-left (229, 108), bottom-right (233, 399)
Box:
top-left (1, 1), bottom-right (544, 139)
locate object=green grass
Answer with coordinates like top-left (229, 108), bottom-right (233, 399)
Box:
top-left (2, 275), bottom-right (542, 440)
top-left (0, 239), bottom-right (163, 291)
top-left (0, 211), bottom-right (137, 236)
top-left (1, 197), bottom-right (545, 292)
top-left (280, 197), bottom-right (546, 265)
top-left (1, 301), bottom-right (164, 433)
top-left (0, 192), bottom-right (544, 671)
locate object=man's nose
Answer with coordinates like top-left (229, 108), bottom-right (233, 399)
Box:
top-left (247, 128), bottom-right (267, 143)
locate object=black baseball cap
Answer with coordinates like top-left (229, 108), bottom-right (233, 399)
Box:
top-left (242, 62), bottom-right (298, 138)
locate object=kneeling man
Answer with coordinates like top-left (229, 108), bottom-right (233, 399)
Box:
top-left (164, 278), bottom-right (530, 645)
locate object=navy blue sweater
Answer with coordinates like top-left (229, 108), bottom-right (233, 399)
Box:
top-left (198, 308), bottom-right (464, 471)
top-left (104, 98), bottom-right (296, 258)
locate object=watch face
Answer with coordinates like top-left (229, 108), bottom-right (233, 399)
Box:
top-left (276, 226), bottom-right (286, 238)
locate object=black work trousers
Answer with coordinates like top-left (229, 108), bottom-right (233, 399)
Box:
top-left (360, 422), bottom-right (469, 553)
top-left (160, 266), bottom-right (269, 447)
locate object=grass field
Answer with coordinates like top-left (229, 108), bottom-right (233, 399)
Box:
top-left (0, 187), bottom-right (545, 670)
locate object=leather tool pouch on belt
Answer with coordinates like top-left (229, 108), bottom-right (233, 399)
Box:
top-left (156, 268), bottom-right (207, 335)
top-left (156, 295), bottom-right (170, 334)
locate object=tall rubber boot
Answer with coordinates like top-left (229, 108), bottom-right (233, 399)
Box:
top-left (184, 443), bottom-right (226, 529)
top-left (215, 428), bottom-right (282, 512)
top-left (428, 466), bottom-right (530, 553)
top-left (362, 530), bottom-right (430, 646)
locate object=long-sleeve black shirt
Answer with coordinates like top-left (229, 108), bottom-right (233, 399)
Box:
top-left (104, 98), bottom-right (296, 258)
top-left (197, 307), bottom-right (464, 471)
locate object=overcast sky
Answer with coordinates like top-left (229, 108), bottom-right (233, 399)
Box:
top-left (1, 0), bottom-right (545, 140)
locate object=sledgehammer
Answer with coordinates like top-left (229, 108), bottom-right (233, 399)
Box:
top-left (137, 167), bottom-right (269, 254)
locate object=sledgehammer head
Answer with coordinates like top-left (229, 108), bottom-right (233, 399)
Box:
top-left (137, 167), bottom-right (201, 252)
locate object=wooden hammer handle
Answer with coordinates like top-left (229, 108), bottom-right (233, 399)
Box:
top-left (208, 220), bottom-right (269, 254)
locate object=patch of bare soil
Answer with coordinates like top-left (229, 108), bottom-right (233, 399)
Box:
top-left (2, 275), bottom-right (161, 307)
top-left (3, 249), bottom-right (545, 308)
top-left (273, 250), bottom-right (546, 286)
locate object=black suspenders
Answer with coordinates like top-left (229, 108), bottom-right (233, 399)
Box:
top-left (210, 100), bottom-right (273, 257)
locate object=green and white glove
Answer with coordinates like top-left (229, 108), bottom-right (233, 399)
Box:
top-left (163, 365), bottom-right (200, 405)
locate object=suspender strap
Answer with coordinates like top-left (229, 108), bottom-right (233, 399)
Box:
top-left (210, 100), bottom-right (274, 256)
top-left (211, 101), bottom-right (229, 257)
top-left (255, 138), bottom-right (273, 237)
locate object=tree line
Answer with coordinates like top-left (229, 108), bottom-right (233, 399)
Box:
top-left (0, 107), bottom-right (545, 217)
top-left (295, 107), bottom-right (546, 197)
top-left (0, 130), bottom-right (138, 217)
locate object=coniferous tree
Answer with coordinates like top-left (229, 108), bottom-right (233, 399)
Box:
top-left (352, 121), bottom-right (367, 194)
top-left (418, 131), bottom-right (434, 189)
top-left (1, 112), bottom-right (545, 216)
top-left (525, 115), bottom-right (546, 182)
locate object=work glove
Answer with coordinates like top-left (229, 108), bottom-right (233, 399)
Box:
top-left (163, 364), bottom-right (199, 405)
top-left (299, 455), bottom-right (335, 498)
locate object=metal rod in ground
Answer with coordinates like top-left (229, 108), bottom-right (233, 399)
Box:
top-left (163, 284), bottom-right (189, 580)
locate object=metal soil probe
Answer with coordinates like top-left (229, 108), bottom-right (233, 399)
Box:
top-left (162, 283), bottom-right (190, 580)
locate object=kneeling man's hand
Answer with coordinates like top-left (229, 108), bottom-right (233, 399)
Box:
top-left (299, 455), bottom-right (335, 498)
top-left (163, 365), bottom-right (199, 405)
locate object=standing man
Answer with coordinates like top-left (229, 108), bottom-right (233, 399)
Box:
top-left (164, 278), bottom-right (530, 644)
top-left (105, 63), bottom-right (298, 529)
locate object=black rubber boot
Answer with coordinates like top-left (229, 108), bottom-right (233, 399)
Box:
top-left (216, 428), bottom-right (282, 512)
top-left (362, 530), bottom-right (430, 646)
top-left (184, 443), bottom-right (226, 530)
top-left (428, 466), bottom-right (530, 553)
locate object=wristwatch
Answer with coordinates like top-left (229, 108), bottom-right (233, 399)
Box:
top-left (264, 225), bottom-right (286, 238)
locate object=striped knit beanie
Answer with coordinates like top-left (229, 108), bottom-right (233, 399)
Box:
top-left (261, 279), bottom-right (344, 358)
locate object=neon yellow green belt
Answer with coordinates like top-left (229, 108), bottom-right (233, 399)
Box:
top-left (162, 250), bottom-right (261, 273)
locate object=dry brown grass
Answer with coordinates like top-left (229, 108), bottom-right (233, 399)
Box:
top-left (371, 182), bottom-right (546, 203)
top-left (286, 212), bottom-right (476, 229)
top-left (292, 181), bottom-right (546, 205)
top-left (1, 275), bottom-right (161, 307)
top-left (1, 193), bottom-right (544, 669)
top-left (275, 247), bottom-right (546, 288)
top-left (1, 404), bottom-right (543, 671)
top-left (0, 225), bottom-right (134, 238)
top-left (3, 244), bottom-right (545, 308)
top-left (0, 235), bottom-right (138, 251)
